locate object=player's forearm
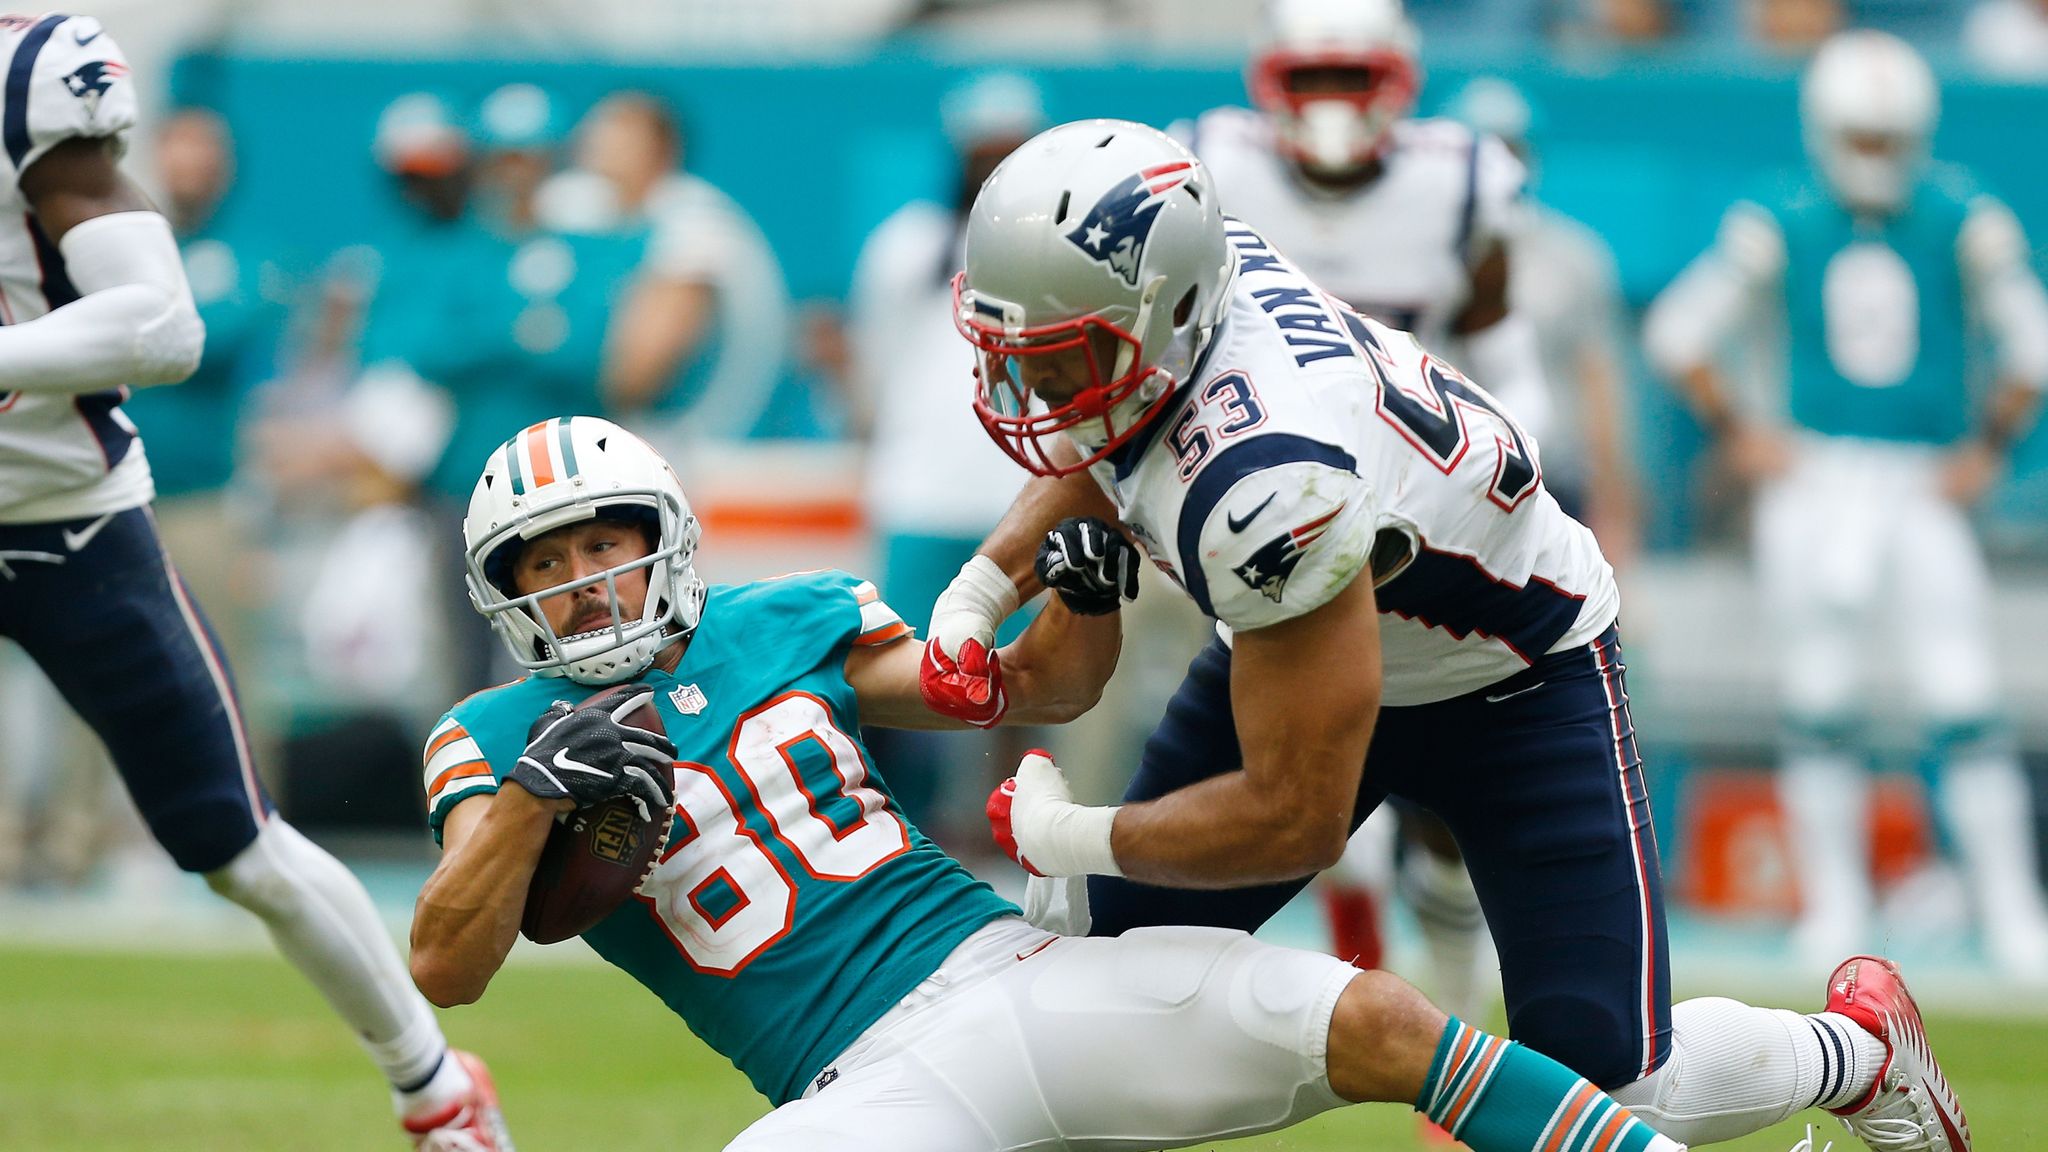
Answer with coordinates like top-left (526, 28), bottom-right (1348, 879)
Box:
top-left (0, 212), bottom-right (202, 394)
top-left (1109, 767), bottom-right (1355, 887)
top-left (998, 601), bottom-right (1122, 725)
top-left (1977, 383), bottom-right (2043, 453)
top-left (980, 466), bottom-right (1119, 596)
top-left (1678, 363), bottom-right (1742, 438)
top-left (410, 788), bottom-right (562, 1006)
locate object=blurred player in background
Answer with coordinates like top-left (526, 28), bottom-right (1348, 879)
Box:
top-left (925, 118), bottom-right (1973, 1150)
top-left (844, 71), bottom-right (1044, 840)
top-left (1179, 0), bottom-right (1551, 1032)
top-left (1645, 30), bottom-right (2048, 982)
top-left (410, 415), bottom-right (1690, 1152)
top-left (538, 92), bottom-right (792, 446)
top-left (1448, 76), bottom-right (1639, 566)
top-left (0, 15), bottom-right (509, 1150)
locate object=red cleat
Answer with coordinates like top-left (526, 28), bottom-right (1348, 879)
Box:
top-left (403, 1050), bottom-right (514, 1151)
top-left (1823, 956), bottom-right (1971, 1152)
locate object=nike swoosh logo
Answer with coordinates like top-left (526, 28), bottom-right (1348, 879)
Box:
top-left (74, 28), bottom-right (101, 45)
top-left (1484, 681), bottom-right (1545, 703)
top-left (62, 512), bottom-right (115, 553)
top-left (1226, 493), bottom-right (1276, 533)
top-left (551, 748), bottom-right (607, 777)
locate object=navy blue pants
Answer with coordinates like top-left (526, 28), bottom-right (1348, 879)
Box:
top-left (0, 507), bottom-right (268, 872)
top-left (1087, 626), bottom-right (1673, 1089)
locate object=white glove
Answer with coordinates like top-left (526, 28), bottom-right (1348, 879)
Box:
top-left (988, 751), bottom-right (1121, 879)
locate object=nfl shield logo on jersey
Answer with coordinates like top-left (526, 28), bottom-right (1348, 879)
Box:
top-left (1066, 161), bottom-right (1196, 286)
top-left (669, 683), bottom-right (708, 716)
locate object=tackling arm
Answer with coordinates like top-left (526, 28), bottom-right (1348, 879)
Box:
top-left (847, 595), bottom-right (1122, 729)
top-left (0, 137), bottom-right (204, 394)
top-left (1104, 573), bottom-right (1381, 886)
top-left (409, 787), bottom-right (571, 1007)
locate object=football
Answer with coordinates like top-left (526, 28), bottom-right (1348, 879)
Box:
top-left (519, 684), bottom-right (674, 945)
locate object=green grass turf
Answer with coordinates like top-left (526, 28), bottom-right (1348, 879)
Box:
top-left (2, 948), bottom-right (2042, 1151)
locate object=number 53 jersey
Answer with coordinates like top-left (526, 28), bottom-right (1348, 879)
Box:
top-left (1092, 220), bottom-right (1618, 706)
top-left (423, 571), bottom-right (1014, 1106)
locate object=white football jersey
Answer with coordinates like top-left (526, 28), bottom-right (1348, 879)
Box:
top-left (1089, 219), bottom-right (1616, 706)
top-left (0, 12), bottom-right (150, 523)
top-left (1182, 106), bottom-right (1523, 347)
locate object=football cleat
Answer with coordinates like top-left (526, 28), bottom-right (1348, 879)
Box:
top-left (1823, 956), bottom-right (1971, 1152)
top-left (403, 1050), bottom-right (514, 1152)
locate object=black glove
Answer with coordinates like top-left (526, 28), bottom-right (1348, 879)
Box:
top-left (510, 685), bottom-right (677, 822)
top-left (1035, 516), bottom-right (1139, 617)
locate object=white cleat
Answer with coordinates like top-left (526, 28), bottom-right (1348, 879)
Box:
top-left (1823, 956), bottom-right (1971, 1152)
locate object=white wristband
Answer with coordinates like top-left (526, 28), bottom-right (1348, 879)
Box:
top-left (1031, 801), bottom-right (1123, 879)
top-left (929, 554), bottom-right (1020, 657)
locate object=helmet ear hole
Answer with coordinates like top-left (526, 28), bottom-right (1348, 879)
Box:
top-left (1173, 284), bottom-right (1198, 327)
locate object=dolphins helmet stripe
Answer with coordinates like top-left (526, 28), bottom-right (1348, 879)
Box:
top-left (555, 417), bottom-right (580, 479)
top-left (522, 421), bottom-right (557, 489)
top-left (503, 439), bottom-right (525, 496)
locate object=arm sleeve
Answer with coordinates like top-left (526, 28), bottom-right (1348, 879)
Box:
top-left (424, 715), bottom-right (499, 844)
top-left (0, 211), bottom-right (205, 393)
top-left (1958, 195), bottom-right (2048, 392)
top-left (1198, 461), bottom-right (1379, 632)
top-left (1642, 200), bottom-right (1785, 380)
top-left (8, 15), bottom-right (137, 177)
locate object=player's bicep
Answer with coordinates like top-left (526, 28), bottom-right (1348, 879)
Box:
top-left (435, 792), bottom-right (493, 857)
top-left (843, 580), bottom-right (956, 728)
top-left (1229, 574), bottom-right (1382, 837)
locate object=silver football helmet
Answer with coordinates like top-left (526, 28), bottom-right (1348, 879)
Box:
top-left (1248, 0), bottom-right (1420, 177)
top-left (956, 119), bottom-right (1234, 476)
top-left (1801, 30), bottom-right (1938, 214)
top-left (463, 415), bottom-right (706, 685)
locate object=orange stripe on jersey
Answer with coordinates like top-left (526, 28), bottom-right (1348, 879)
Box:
top-left (428, 759), bottom-right (491, 797)
top-left (424, 725), bottom-right (470, 763)
top-left (854, 621), bottom-right (913, 647)
top-left (524, 421), bottom-right (557, 488)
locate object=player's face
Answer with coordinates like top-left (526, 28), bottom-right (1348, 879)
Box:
top-left (511, 519), bottom-right (655, 640)
top-left (997, 323), bottom-right (1126, 408)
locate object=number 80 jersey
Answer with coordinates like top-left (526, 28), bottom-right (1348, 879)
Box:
top-left (1093, 220), bottom-right (1618, 706)
top-left (424, 571), bottom-right (1014, 1105)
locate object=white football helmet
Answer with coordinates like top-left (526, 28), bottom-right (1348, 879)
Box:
top-left (463, 416), bottom-right (706, 685)
top-left (1248, 0), bottom-right (1420, 177)
top-left (1801, 30), bottom-right (1938, 214)
top-left (956, 119), bottom-right (1234, 477)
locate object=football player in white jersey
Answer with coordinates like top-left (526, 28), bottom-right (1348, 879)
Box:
top-left (1644, 31), bottom-right (2048, 981)
top-left (920, 119), bottom-right (1974, 1151)
top-left (0, 15), bottom-right (508, 1149)
top-left (1179, 0), bottom-right (1530, 1028)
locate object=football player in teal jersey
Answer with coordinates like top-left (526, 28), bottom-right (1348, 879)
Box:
top-left (1646, 30), bottom-right (2048, 982)
top-left (409, 415), bottom-right (1694, 1152)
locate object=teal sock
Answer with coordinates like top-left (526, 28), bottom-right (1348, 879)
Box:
top-left (1415, 1018), bottom-right (1683, 1152)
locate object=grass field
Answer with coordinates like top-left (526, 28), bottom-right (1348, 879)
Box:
top-left (4, 948), bottom-right (2043, 1151)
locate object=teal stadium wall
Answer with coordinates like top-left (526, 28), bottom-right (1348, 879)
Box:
top-left (170, 49), bottom-right (2048, 546)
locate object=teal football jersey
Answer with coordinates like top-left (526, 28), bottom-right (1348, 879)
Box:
top-left (422, 571), bottom-right (1016, 1104)
top-left (1759, 165), bottom-right (1980, 445)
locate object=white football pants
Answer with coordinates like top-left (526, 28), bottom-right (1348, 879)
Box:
top-left (725, 918), bottom-right (1357, 1151)
top-left (1755, 434), bottom-right (2048, 971)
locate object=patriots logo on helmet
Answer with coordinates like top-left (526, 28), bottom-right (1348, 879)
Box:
top-left (1232, 503), bottom-right (1345, 603)
top-left (61, 59), bottom-right (126, 117)
top-left (1065, 161), bottom-right (1196, 287)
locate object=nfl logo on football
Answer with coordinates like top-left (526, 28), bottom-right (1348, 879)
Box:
top-left (669, 683), bottom-right (708, 715)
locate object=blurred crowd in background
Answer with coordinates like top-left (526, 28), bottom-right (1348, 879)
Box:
top-left (5, 0), bottom-right (2048, 976)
